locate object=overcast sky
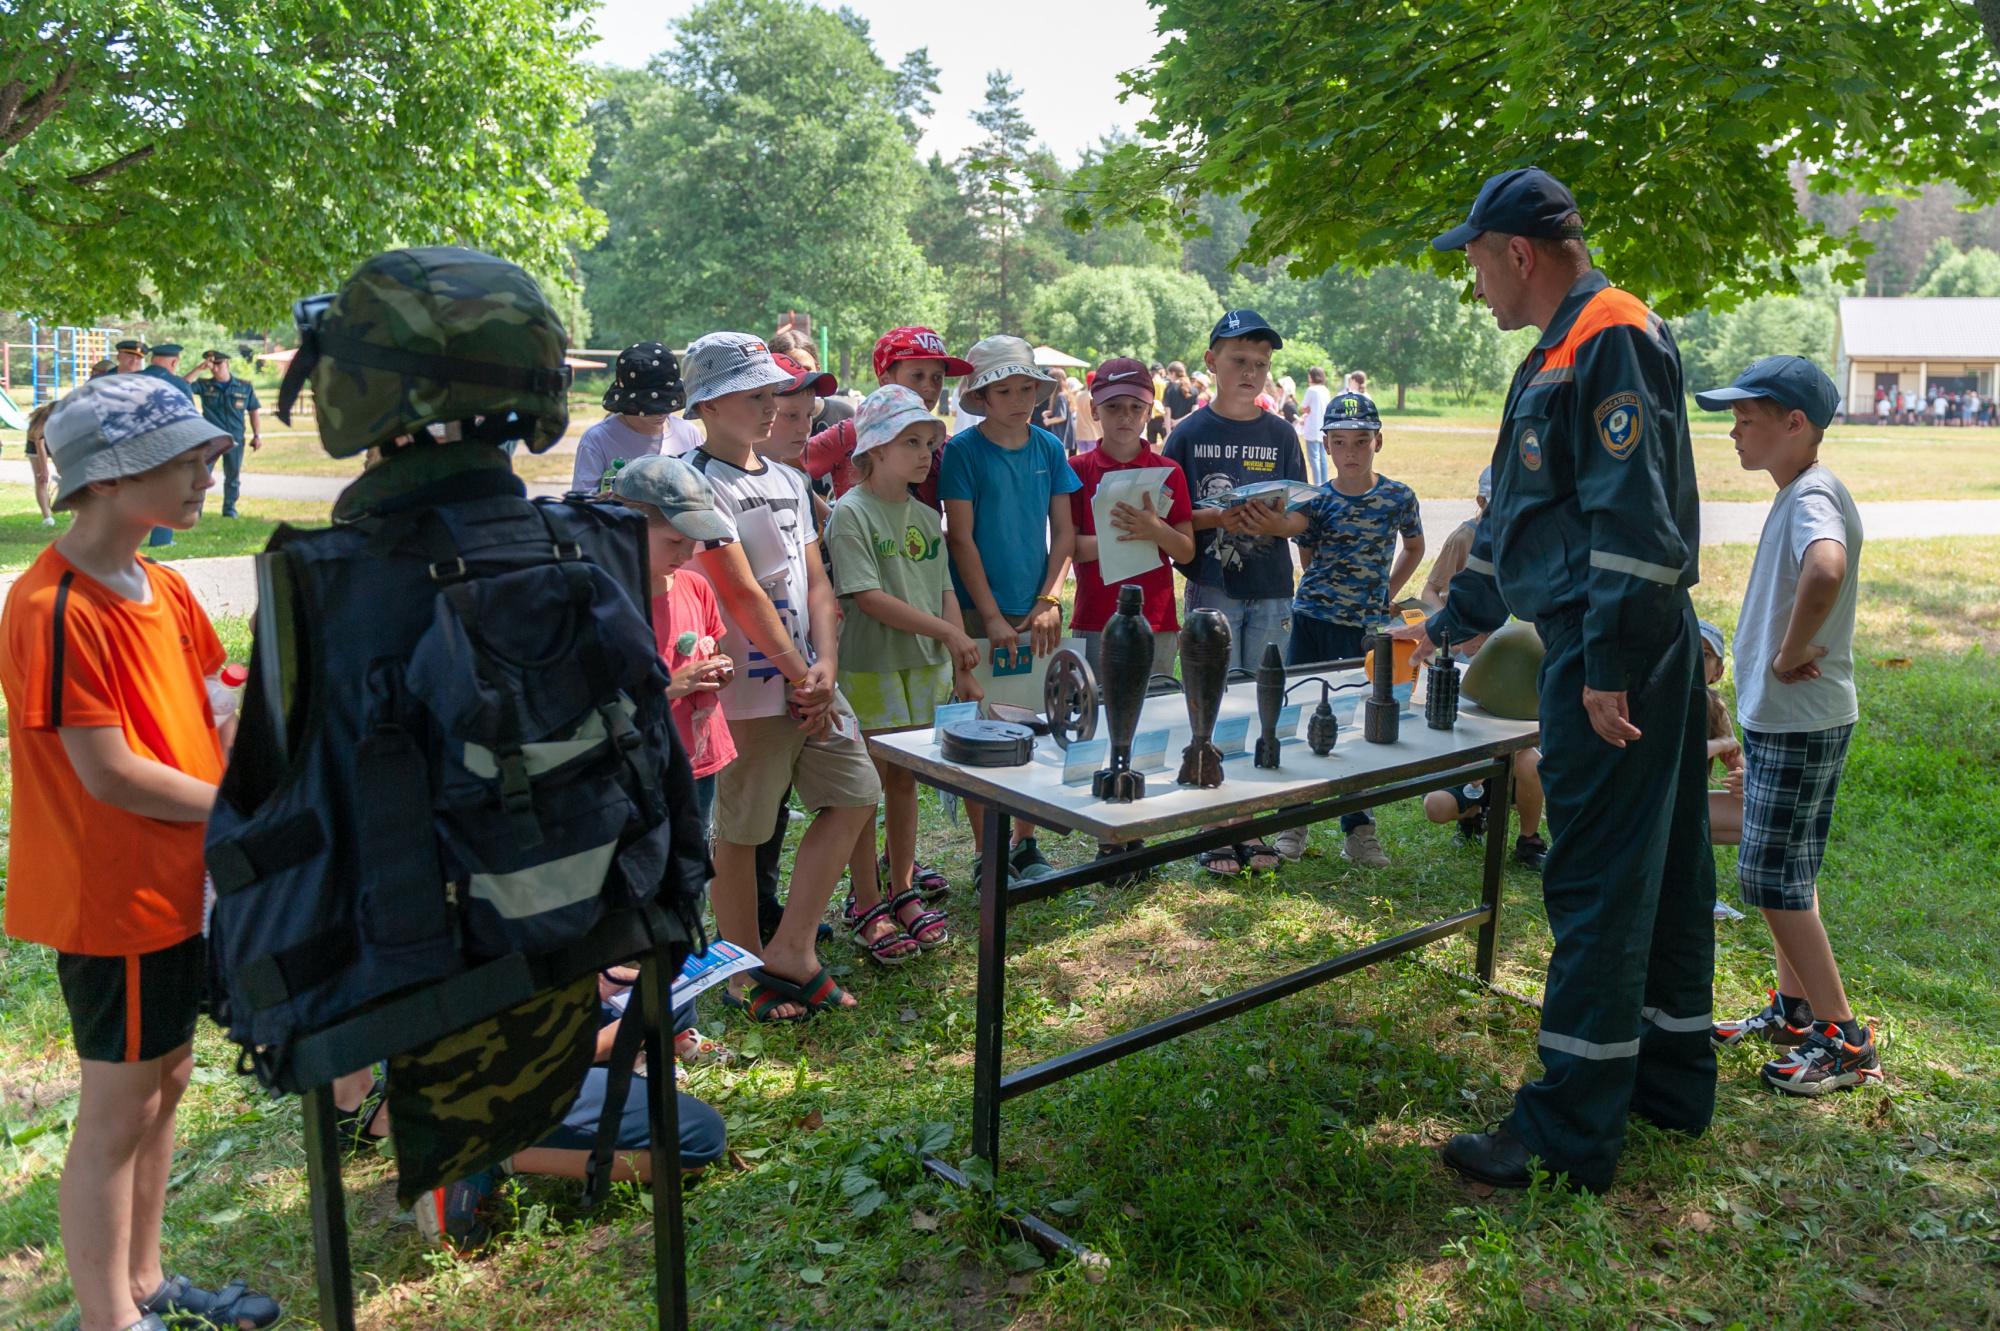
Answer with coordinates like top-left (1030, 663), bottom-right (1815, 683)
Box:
top-left (583, 0), bottom-right (1164, 166)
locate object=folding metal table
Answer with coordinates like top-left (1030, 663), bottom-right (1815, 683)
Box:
top-left (869, 668), bottom-right (1541, 1253)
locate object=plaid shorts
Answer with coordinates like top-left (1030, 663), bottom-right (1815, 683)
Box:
top-left (1738, 724), bottom-right (1853, 911)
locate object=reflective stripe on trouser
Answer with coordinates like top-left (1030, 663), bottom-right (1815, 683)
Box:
top-left (1507, 599), bottom-right (1716, 1192)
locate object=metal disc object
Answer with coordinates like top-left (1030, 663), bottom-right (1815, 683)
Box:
top-left (941, 719), bottom-right (1036, 767)
top-left (1042, 648), bottom-right (1099, 751)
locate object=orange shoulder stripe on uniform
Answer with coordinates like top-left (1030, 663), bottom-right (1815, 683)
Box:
top-left (1539, 288), bottom-right (1651, 370)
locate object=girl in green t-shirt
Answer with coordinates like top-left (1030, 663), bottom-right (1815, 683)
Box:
top-left (825, 387), bottom-right (984, 963)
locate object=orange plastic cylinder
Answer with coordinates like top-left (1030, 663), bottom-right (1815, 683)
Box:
top-left (1362, 609), bottom-right (1428, 685)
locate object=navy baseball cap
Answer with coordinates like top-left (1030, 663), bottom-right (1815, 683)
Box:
top-left (1320, 391), bottom-right (1381, 432)
top-left (1695, 355), bottom-right (1840, 428)
top-left (1432, 168), bottom-right (1583, 252)
top-left (1209, 308), bottom-right (1283, 349)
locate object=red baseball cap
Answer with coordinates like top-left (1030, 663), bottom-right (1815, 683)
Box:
top-left (873, 326), bottom-right (973, 380)
top-left (1088, 357), bottom-right (1154, 404)
top-left (772, 352), bottom-right (837, 397)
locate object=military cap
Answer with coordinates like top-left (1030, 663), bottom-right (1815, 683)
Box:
top-left (151, 343), bottom-right (184, 357)
top-left (115, 338), bottom-right (146, 354)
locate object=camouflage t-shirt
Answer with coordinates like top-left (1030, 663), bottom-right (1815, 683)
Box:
top-left (1294, 475), bottom-right (1422, 629)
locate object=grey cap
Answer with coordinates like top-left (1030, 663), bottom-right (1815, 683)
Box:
top-left (680, 332), bottom-right (796, 419)
top-left (45, 375), bottom-right (230, 511)
top-left (1477, 465), bottom-right (1493, 500)
top-left (1698, 619), bottom-right (1726, 661)
top-left (612, 453), bottom-right (736, 543)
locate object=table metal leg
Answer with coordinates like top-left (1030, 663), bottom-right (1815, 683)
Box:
top-left (301, 1082), bottom-right (356, 1331)
top-left (1476, 755), bottom-right (1512, 983)
top-left (970, 802), bottom-right (1008, 1173)
top-left (639, 955), bottom-right (689, 1331)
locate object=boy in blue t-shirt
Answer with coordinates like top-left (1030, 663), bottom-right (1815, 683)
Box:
top-left (1255, 391), bottom-right (1424, 867)
top-left (940, 334), bottom-right (1079, 879)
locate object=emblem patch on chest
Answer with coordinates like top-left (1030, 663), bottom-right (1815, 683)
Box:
top-left (1595, 392), bottom-right (1642, 460)
top-left (1519, 427), bottom-right (1543, 471)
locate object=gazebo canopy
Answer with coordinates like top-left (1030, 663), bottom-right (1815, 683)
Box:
top-left (1033, 345), bottom-right (1089, 368)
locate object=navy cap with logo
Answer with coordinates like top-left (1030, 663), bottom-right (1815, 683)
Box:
top-left (1432, 167), bottom-right (1583, 252)
top-left (1694, 355), bottom-right (1841, 429)
top-left (1208, 308), bottom-right (1283, 350)
top-left (1320, 391), bottom-right (1381, 433)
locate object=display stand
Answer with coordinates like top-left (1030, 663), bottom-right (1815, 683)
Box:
top-left (300, 953), bottom-right (689, 1331)
top-left (870, 669), bottom-right (1539, 1254)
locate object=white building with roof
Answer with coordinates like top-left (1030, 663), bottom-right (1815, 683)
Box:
top-left (1835, 297), bottom-right (2000, 406)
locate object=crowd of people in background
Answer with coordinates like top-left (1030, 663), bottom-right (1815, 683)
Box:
top-left (1870, 382), bottom-right (1997, 426)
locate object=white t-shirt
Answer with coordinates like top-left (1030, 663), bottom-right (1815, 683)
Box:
top-left (570, 414), bottom-right (705, 492)
top-left (1875, 395), bottom-right (1890, 418)
top-left (1299, 384), bottom-right (1331, 439)
top-left (691, 449), bottom-right (816, 721)
top-left (1733, 465), bottom-right (1862, 734)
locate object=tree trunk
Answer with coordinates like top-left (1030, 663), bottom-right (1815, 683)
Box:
top-left (1979, 0), bottom-right (2000, 57)
top-left (1397, 381), bottom-right (1407, 411)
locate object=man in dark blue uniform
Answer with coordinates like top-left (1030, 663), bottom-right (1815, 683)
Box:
top-left (139, 343), bottom-right (194, 546)
top-left (1397, 168), bottom-right (1715, 1194)
top-left (191, 351), bottom-right (262, 517)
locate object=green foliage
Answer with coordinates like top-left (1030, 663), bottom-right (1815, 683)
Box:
top-left (0, 0), bottom-right (603, 327)
top-left (1674, 256), bottom-right (1857, 391)
top-left (1027, 266), bottom-right (1219, 365)
top-left (1073, 0), bottom-right (2000, 315)
top-left (1913, 240), bottom-right (2000, 297)
top-left (581, 0), bottom-right (945, 362)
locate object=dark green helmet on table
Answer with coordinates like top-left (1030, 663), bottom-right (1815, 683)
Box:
top-left (276, 246), bottom-right (572, 457)
top-left (1461, 618), bottom-right (1546, 720)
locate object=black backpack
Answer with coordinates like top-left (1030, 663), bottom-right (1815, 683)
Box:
top-left (205, 493), bottom-right (707, 1095)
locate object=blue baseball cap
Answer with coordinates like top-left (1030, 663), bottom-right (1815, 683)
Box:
top-left (1209, 308), bottom-right (1284, 349)
top-left (1432, 168), bottom-right (1583, 252)
top-left (1694, 355), bottom-right (1840, 428)
top-left (1320, 391), bottom-right (1381, 432)
top-left (612, 453), bottom-right (736, 543)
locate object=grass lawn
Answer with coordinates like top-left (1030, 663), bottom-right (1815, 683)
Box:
top-left (0, 529), bottom-right (1997, 1326)
top-left (0, 489), bottom-right (334, 573)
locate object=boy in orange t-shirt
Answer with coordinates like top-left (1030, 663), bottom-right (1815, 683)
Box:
top-left (0, 374), bottom-right (280, 1331)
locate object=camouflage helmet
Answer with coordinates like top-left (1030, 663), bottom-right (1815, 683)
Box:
top-left (276, 246), bottom-right (571, 457)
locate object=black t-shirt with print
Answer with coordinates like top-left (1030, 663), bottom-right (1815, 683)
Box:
top-left (1162, 404), bottom-right (1307, 600)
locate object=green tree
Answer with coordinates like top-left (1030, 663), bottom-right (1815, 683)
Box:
top-left (955, 72), bottom-right (1069, 337)
top-left (1075, 0), bottom-right (2000, 315)
top-left (0, 0), bottom-right (601, 326)
top-left (1915, 243), bottom-right (2000, 296)
top-left (1027, 265), bottom-right (1218, 364)
top-left (582, 0), bottom-right (944, 369)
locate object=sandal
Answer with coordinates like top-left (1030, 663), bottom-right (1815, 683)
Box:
top-left (912, 858), bottom-right (953, 903)
top-left (730, 966), bottom-right (851, 1023)
top-left (140, 1274), bottom-right (282, 1330)
top-left (1200, 847), bottom-right (1242, 876)
top-left (1239, 840), bottom-right (1281, 872)
top-left (890, 887), bottom-right (949, 949)
top-left (843, 894), bottom-right (919, 965)
top-left (334, 1077), bottom-right (386, 1155)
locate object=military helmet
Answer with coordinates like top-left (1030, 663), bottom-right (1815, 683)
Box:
top-left (276, 246), bottom-right (571, 457)
top-left (1461, 618), bottom-right (1545, 720)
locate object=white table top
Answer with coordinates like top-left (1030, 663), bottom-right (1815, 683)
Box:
top-left (870, 667), bottom-right (1541, 841)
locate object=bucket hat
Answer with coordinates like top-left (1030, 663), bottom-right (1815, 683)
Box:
top-left (602, 342), bottom-right (686, 415)
top-left (45, 375), bottom-right (231, 510)
top-left (853, 385), bottom-right (946, 454)
top-left (680, 332), bottom-right (796, 418)
top-left (961, 335), bottom-right (1055, 400)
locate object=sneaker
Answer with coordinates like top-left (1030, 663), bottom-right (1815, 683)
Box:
top-left (1761, 1022), bottom-right (1883, 1096)
top-left (41, 516), bottom-right (55, 527)
top-left (1273, 826), bottom-right (1309, 861)
top-left (1010, 837), bottom-right (1056, 880)
top-left (1712, 990), bottom-right (1811, 1049)
top-left (1343, 824), bottom-right (1390, 868)
top-left (1513, 833), bottom-right (1548, 871)
top-left (1455, 803), bottom-right (1486, 843)
top-left (415, 1170), bottom-right (496, 1251)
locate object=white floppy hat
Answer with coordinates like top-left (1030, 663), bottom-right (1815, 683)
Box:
top-left (961, 335), bottom-right (1055, 400)
top-left (853, 385), bottom-right (945, 454)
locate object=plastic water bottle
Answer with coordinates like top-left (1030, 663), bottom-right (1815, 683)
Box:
top-left (207, 662), bottom-right (248, 722)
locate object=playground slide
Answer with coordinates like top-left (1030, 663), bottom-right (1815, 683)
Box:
top-left (0, 387), bottom-right (26, 432)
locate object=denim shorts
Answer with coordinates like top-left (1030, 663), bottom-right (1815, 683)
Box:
top-left (1738, 724), bottom-right (1852, 911)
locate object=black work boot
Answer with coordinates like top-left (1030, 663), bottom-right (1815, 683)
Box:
top-left (1440, 1123), bottom-right (1536, 1189)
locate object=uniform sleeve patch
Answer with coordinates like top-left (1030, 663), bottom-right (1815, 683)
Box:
top-left (1594, 392), bottom-right (1642, 460)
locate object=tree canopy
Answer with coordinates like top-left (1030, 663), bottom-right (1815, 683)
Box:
top-left (582, 0), bottom-right (945, 365)
top-left (1075, 0), bottom-right (2000, 316)
top-left (0, 0), bottom-right (601, 326)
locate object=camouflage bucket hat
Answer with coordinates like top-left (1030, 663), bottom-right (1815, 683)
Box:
top-left (277, 246), bottom-right (573, 457)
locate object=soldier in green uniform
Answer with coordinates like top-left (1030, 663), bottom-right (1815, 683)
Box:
top-left (191, 351), bottom-right (262, 517)
top-left (139, 344), bottom-right (191, 545)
